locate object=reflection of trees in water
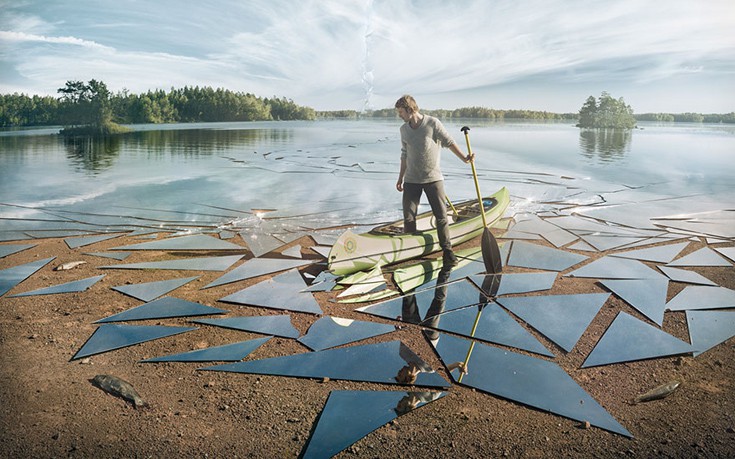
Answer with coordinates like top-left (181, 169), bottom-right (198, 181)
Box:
top-left (579, 128), bottom-right (632, 163)
top-left (64, 136), bottom-right (121, 174)
top-left (125, 128), bottom-right (294, 156)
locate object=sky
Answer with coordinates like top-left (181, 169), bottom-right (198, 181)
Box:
top-left (1, 0), bottom-right (733, 113)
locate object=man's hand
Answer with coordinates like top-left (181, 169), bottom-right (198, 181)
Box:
top-left (396, 180), bottom-right (404, 192)
top-left (464, 152), bottom-right (475, 163)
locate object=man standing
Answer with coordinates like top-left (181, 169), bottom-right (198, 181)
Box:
top-left (395, 95), bottom-right (473, 266)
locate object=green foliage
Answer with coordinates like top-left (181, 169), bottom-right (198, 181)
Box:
top-left (0, 81), bottom-right (315, 128)
top-left (577, 92), bottom-right (636, 128)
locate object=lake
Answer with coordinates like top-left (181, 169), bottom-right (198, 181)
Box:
top-left (1, 119), bottom-right (734, 244)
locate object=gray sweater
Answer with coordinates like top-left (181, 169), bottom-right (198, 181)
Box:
top-left (400, 115), bottom-right (456, 184)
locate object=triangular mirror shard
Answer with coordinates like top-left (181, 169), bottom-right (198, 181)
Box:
top-left (468, 272), bottom-right (557, 297)
top-left (200, 340), bottom-right (450, 388)
top-left (202, 257), bottom-right (315, 289)
top-left (95, 296), bottom-right (227, 323)
top-left (9, 274), bottom-right (105, 297)
top-left (65, 233), bottom-right (125, 249)
top-left (0, 257), bottom-right (55, 297)
top-left (422, 303), bottom-right (554, 357)
top-left (297, 316), bottom-right (396, 351)
top-left (100, 255), bottom-right (244, 272)
top-left (506, 241), bottom-right (588, 272)
top-left (112, 276), bottom-right (200, 302)
top-left (497, 293), bottom-right (609, 352)
top-left (84, 251), bottom-right (132, 261)
top-left (218, 269), bottom-right (322, 315)
top-left (714, 246), bottom-right (735, 263)
top-left (71, 324), bottom-right (197, 360)
top-left (356, 279), bottom-right (486, 324)
top-left (686, 310), bottom-right (735, 357)
top-left (666, 286), bottom-right (735, 311)
top-left (565, 256), bottom-right (665, 280)
top-left (667, 247), bottom-right (731, 267)
top-left (599, 278), bottom-right (669, 326)
top-left (109, 234), bottom-right (245, 251)
top-left (281, 245), bottom-right (302, 259)
top-left (141, 337), bottom-right (271, 362)
top-left (579, 235), bottom-right (648, 251)
top-left (430, 332), bottom-right (631, 437)
top-left (582, 312), bottom-right (694, 368)
top-left (610, 241), bottom-right (689, 263)
top-left (193, 315), bottom-right (300, 339)
top-left (301, 390), bottom-right (446, 459)
top-left (239, 231), bottom-right (285, 258)
top-left (657, 266), bottom-right (717, 286)
top-left (0, 244), bottom-right (36, 259)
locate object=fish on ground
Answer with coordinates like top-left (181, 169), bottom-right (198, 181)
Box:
top-left (91, 374), bottom-right (148, 408)
top-left (55, 261), bottom-right (87, 271)
top-left (633, 380), bottom-right (682, 404)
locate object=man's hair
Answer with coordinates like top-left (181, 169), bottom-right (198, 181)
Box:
top-left (395, 95), bottom-right (418, 114)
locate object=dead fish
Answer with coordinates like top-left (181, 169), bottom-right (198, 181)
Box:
top-left (91, 374), bottom-right (148, 408)
top-left (54, 261), bottom-right (87, 271)
top-left (634, 380), bottom-right (682, 404)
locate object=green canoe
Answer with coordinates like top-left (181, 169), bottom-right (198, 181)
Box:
top-left (328, 187), bottom-right (509, 276)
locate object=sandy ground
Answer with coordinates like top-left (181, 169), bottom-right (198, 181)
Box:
top-left (0, 233), bottom-right (733, 458)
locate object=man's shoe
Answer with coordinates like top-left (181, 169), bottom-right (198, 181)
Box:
top-left (442, 250), bottom-right (458, 267)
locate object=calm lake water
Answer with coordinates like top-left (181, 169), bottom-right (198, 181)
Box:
top-left (1, 120), bottom-right (733, 238)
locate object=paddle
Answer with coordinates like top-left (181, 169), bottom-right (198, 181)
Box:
top-left (461, 126), bottom-right (502, 274)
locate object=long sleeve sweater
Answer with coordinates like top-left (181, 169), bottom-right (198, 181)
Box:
top-left (399, 115), bottom-right (456, 184)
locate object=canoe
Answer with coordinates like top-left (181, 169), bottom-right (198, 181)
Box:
top-left (328, 187), bottom-right (509, 276)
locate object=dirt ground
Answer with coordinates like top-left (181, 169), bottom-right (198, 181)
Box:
top-left (0, 233), bottom-right (733, 458)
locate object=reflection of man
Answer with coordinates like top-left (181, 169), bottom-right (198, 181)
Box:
top-left (395, 391), bottom-right (444, 415)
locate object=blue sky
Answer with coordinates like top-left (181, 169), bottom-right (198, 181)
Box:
top-left (1, 0), bottom-right (733, 113)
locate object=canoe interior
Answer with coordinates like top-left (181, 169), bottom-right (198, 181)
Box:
top-left (370, 197), bottom-right (498, 236)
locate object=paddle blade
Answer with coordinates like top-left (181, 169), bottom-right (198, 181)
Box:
top-left (481, 228), bottom-right (502, 274)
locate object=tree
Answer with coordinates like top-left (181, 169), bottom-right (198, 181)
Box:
top-left (577, 92), bottom-right (636, 128)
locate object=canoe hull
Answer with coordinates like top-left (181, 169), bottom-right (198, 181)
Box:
top-left (328, 187), bottom-right (509, 275)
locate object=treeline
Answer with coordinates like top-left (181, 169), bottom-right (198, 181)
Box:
top-left (634, 112), bottom-right (735, 123)
top-left (0, 83), bottom-right (316, 128)
top-left (318, 108), bottom-right (577, 120)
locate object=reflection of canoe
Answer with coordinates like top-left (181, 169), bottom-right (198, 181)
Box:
top-left (328, 187), bottom-right (509, 276)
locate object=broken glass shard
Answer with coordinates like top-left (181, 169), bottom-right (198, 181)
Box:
top-left (218, 269), bottom-right (322, 315)
top-left (579, 235), bottom-right (648, 251)
top-left (566, 256), bottom-right (665, 280)
top-left (610, 241), bottom-right (689, 263)
top-left (112, 276), bottom-right (200, 302)
top-left (239, 230), bottom-right (285, 257)
top-left (496, 293), bottom-right (609, 352)
top-left (714, 247), bottom-right (735, 263)
top-left (281, 245), bottom-right (302, 259)
top-left (468, 272), bottom-right (557, 297)
top-left (140, 336), bottom-right (271, 362)
top-left (65, 233), bottom-right (125, 249)
top-left (666, 286), bottom-right (735, 311)
top-left (203, 257), bottom-right (314, 289)
top-left (301, 390), bottom-right (446, 459)
top-left (599, 278), bottom-right (669, 326)
top-left (9, 274), bottom-right (105, 297)
top-left (109, 234), bottom-right (245, 251)
top-left (582, 312), bottom-right (694, 368)
top-left (100, 255), bottom-right (244, 271)
top-left (667, 247), bottom-right (731, 267)
top-left (95, 296), bottom-right (227, 323)
top-left (567, 240), bottom-right (598, 252)
top-left (71, 323), bottom-right (196, 360)
top-left (0, 244), bottom-right (36, 259)
top-left (686, 310), bottom-right (735, 357)
top-left (194, 315), bottom-right (300, 338)
top-left (506, 241), bottom-right (588, 272)
top-left (422, 303), bottom-right (554, 357)
top-left (297, 316), bottom-right (396, 351)
top-left (84, 251), bottom-right (132, 261)
top-left (430, 332), bottom-right (631, 437)
top-left (657, 266), bottom-right (717, 286)
top-left (0, 257), bottom-right (55, 297)
top-left (357, 279), bottom-right (486, 324)
top-left (200, 340), bottom-right (450, 388)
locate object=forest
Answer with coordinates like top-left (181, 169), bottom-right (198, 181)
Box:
top-left (0, 80), bottom-right (316, 129)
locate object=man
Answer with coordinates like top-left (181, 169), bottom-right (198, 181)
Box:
top-left (395, 94), bottom-right (473, 266)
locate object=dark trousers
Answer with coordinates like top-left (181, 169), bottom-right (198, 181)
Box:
top-left (402, 180), bottom-right (452, 252)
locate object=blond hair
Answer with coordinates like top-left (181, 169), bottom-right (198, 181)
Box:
top-left (395, 95), bottom-right (418, 114)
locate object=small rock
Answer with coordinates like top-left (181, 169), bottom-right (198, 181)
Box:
top-left (581, 421), bottom-right (591, 430)
top-left (320, 377), bottom-right (330, 383)
top-left (79, 358), bottom-right (92, 365)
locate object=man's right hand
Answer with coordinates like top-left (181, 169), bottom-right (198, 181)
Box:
top-left (396, 180), bottom-right (403, 192)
